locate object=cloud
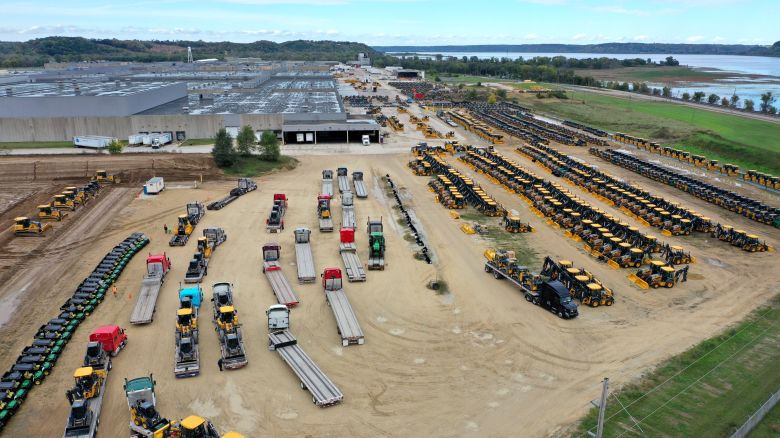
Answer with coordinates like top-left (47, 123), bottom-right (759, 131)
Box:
top-left (571, 33), bottom-right (586, 41)
top-left (712, 36), bottom-right (725, 42)
top-left (524, 33), bottom-right (539, 40)
top-left (633, 35), bottom-right (649, 41)
top-left (686, 35), bottom-right (704, 42)
top-left (519, 0), bottom-right (566, 4)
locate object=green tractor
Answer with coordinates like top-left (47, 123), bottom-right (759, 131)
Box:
top-left (367, 217), bottom-right (385, 270)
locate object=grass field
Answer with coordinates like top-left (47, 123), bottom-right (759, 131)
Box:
top-left (223, 155), bottom-right (298, 177)
top-left (749, 402), bottom-right (780, 437)
top-left (179, 138), bottom-right (214, 146)
top-left (439, 75), bottom-right (500, 84)
top-left (0, 141), bottom-right (74, 150)
top-left (458, 210), bottom-right (537, 266)
top-left (573, 66), bottom-right (728, 84)
top-left (573, 294), bottom-right (780, 437)
top-left (512, 90), bottom-right (780, 174)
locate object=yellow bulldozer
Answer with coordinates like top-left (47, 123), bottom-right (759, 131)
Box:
top-left (14, 216), bottom-right (52, 236)
top-left (93, 169), bottom-right (118, 184)
top-left (64, 186), bottom-right (88, 205)
top-left (38, 203), bottom-right (66, 221)
top-left (52, 194), bottom-right (76, 211)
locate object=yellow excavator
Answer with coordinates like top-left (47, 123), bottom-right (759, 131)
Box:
top-left (14, 216), bottom-right (52, 236)
top-left (38, 203), bottom-right (66, 221)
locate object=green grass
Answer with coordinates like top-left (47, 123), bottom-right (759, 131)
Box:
top-left (750, 402), bottom-right (780, 437)
top-left (222, 155), bottom-right (298, 177)
top-left (0, 141), bottom-right (74, 149)
top-left (511, 81), bottom-right (558, 90)
top-left (575, 66), bottom-right (725, 83)
top-left (459, 208), bottom-right (537, 266)
top-left (513, 90), bottom-right (780, 174)
top-left (573, 294), bottom-right (780, 438)
top-left (439, 75), bottom-right (497, 84)
top-left (180, 138), bottom-right (214, 146)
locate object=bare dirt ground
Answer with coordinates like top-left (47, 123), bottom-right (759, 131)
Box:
top-left (1, 81), bottom-right (778, 437)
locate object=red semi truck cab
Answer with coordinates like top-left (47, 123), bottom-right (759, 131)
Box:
top-left (322, 267), bottom-right (343, 291)
top-left (273, 193), bottom-right (288, 208)
top-left (146, 253), bottom-right (172, 277)
top-left (89, 325), bottom-right (128, 356)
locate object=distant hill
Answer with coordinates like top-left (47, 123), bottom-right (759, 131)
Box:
top-left (0, 37), bottom-right (380, 67)
top-left (374, 42), bottom-right (780, 57)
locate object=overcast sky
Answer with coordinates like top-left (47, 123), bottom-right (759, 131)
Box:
top-left (1, 0), bottom-right (776, 46)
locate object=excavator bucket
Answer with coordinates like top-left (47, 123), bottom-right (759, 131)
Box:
top-left (628, 274), bottom-right (649, 290)
top-left (607, 260), bottom-right (620, 270)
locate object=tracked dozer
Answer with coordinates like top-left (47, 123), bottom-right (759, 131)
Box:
top-left (52, 194), bottom-right (76, 211)
top-left (13, 217), bottom-right (51, 237)
top-left (38, 203), bottom-right (66, 221)
top-left (93, 170), bottom-right (118, 184)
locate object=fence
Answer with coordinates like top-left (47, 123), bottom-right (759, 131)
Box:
top-left (731, 387), bottom-right (780, 438)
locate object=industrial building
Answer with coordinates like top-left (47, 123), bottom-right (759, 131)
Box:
top-left (0, 61), bottom-right (379, 144)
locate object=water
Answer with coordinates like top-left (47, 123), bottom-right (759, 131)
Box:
top-left (390, 51), bottom-right (780, 108)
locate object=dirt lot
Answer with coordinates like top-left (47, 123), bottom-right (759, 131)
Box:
top-left (0, 83), bottom-right (778, 437)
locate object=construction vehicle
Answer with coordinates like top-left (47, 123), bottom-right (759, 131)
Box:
top-left (366, 217), bottom-right (385, 270)
top-left (88, 325), bottom-right (128, 358)
top-left (53, 194), bottom-right (76, 211)
top-left (266, 194), bottom-right (288, 233)
top-left (339, 228), bottom-right (367, 282)
top-left (503, 215), bottom-right (533, 233)
top-left (207, 178), bottom-right (257, 210)
top-left (130, 253), bottom-right (172, 324)
top-left (662, 245), bottom-right (695, 265)
top-left (38, 203), bottom-right (66, 221)
top-left (337, 167), bottom-right (350, 193)
top-left (92, 170), bottom-right (117, 184)
top-left (267, 308), bottom-right (344, 407)
top-left (628, 260), bottom-right (688, 289)
top-left (321, 268), bottom-right (365, 346)
top-left (184, 252), bottom-right (208, 284)
top-left (352, 171), bottom-right (368, 198)
top-left (196, 237), bottom-right (213, 259)
top-left (175, 286), bottom-right (202, 378)
top-left (124, 375), bottom-right (172, 438)
top-left (294, 228), bottom-right (316, 283)
top-left (169, 215), bottom-right (194, 246)
top-left (483, 249), bottom-right (542, 292)
top-left (262, 243), bottom-right (300, 307)
top-left (317, 194), bottom-right (334, 232)
top-left (321, 170), bottom-right (334, 196)
top-left (14, 217), bottom-right (52, 236)
top-left (540, 258), bottom-right (614, 307)
top-left (186, 202), bottom-right (206, 226)
top-left (214, 305), bottom-right (248, 370)
top-left (65, 186), bottom-right (88, 205)
top-left (607, 244), bottom-right (646, 269)
top-left (203, 227), bottom-right (227, 249)
top-left (62, 366), bottom-right (108, 438)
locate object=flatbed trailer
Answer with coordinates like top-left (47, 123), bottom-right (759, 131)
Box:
top-left (218, 328), bottom-right (248, 370)
top-left (321, 170), bottom-right (334, 197)
top-left (129, 274), bottom-right (163, 324)
top-left (319, 217), bottom-right (334, 232)
top-left (173, 332), bottom-right (199, 378)
top-left (341, 205), bottom-right (356, 229)
top-left (294, 228), bottom-right (316, 283)
top-left (352, 172), bottom-right (368, 198)
top-left (268, 330), bottom-right (343, 407)
top-left (168, 235), bottom-right (188, 246)
top-left (484, 260), bottom-right (578, 319)
top-left (262, 243), bottom-right (299, 306)
top-left (322, 268), bottom-right (364, 346)
top-left (207, 178), bottom-right (257, 210)
top-left (339, 243), bottom-right (366, 282)
top-left (337, 167), bottom-right (350, 193)
top-left (62, 362), bottom-right (109, 438)
top-left (206, 194), bottom-right (239, 211)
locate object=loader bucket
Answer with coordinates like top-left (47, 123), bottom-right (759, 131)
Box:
top-left (607, 260), bottom-right (620, 270)
top-left (583, 244), bottom-right (592, 253)
top-left (628, 274), bottom-right (649, 290)
top-left (449, 211), bottom-right (460, 220)
top-left (661, 230), bottom-right (672, 237)
top-left (460, 224), bottom-right (475, 235)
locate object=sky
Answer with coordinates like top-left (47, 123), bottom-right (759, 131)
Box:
top-left (0, 0), bottom-right (777, 46)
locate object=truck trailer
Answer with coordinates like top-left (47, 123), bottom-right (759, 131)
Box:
top-left (340, 192), bottom-right (356, 229)
top-left (352, 172), bottom-right (368, 198)
top-left (293, 228), bottom-right (316, 283)
top-left (337, 167), bottom-right (350, 193)
top-left (130, 253), bottom-right (172, 324)
top-left (322, 268), bottom-right (364, 346)
top-left (321, 170), bottom-right (334, 197)
top-left (317, 195), bottom-right (334, 232)
top-left (262, 243), bottom-right (300, 306)
top-left (73, 135), bottom-right (115, 149)
top-left (338, 228), bottom-right (366, 282)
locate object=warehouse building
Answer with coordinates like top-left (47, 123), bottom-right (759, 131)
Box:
top-left (0, 63), bottom-right (379, 144)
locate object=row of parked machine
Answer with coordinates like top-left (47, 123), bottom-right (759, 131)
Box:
top-left (0, 232), bottom-right (148, 433)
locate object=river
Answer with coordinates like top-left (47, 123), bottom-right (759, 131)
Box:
top-left (390, 51), bottom-right (780, 106)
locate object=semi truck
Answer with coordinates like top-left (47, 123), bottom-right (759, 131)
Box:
top-left (212, 294), bottom-right (248, 370)
top-left (149, 133), bottom-right (172, 149)
top-left (124, 375), bottom-right (172, 437)
top-left (322, 268), bottom-right (364, 346)
top-left (174, 286), bottom-right (202, 378)
top-left (321, 170), bottom-right (334, 196)
top-left (183, 253), bottom-right (208, 284)
top-left (262, 243), bottom-right (300, 307)
top-left (206, 178), bottom-right (257, 210)
top-left (130, 253), bottom-right (172, 324)
top-left (317, 195), bottom-right (334, 232)
top-left (367, 217), bottom-right (385, 270)
top-left (338, 228), bottom-right (366, 282)
top-left (266, 194), bottom-right (288, 233)
top-left (352, 171), bottom-right (368, 198)
top-left (294, 228), bottom-right (316, 283)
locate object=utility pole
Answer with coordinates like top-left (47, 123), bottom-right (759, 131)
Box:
top-left (588, 378), bottom-right (610, 438)
top-left (596, 377), bottom-right (609, 438)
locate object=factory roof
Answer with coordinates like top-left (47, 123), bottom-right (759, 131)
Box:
top-left (2, 81), bottom-right (181, 97)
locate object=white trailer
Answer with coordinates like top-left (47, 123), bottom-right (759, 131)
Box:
top-left (322, 170), bottom-right (334, 196)
top-left (294, 228), bottom-right (316, 283)
top-left (73, 135), bottom-right (116, 149)
top-left (128, 134), bottom-right (145, 146)
top-left (262, 243), bottom-right (300, 306)
top-left (150, 133), bottom-right (172, 149)
top-left (352, 172), bottom-right (368, 199)
top-left (322, 268), bottom-right (364, 346)
top-left (337, 167), bottom-right (351, 193)
top-left (268, 330), bottom-right (343, 407)
top-left (341, 192), bottom-right (356, 229)
top-left (143, 177), bottom-right (165, 195)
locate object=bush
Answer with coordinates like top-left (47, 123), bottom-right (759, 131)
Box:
top-left (106, 139), bottom-right (123, 155)
top-left (236, 125), bottom-right (256, 156)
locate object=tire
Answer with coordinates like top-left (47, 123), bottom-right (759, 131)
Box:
top-left (108, 361), bottom-right (112, 371)
top-left (300, 382), bottom-right (307, 390)
top-left (493, 271), bottom-right (501, 279)
top-left (525, 294), bottom-right (532, 302)
top-left (484, 265), bottom-right (490, 273)
top-left (592, 301), bottom-right (599, 308)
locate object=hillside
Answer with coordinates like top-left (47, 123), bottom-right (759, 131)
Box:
top-left (0, 37), bottom-right (380, 67)
top-left (374, 42), bottom-right (780, 57)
